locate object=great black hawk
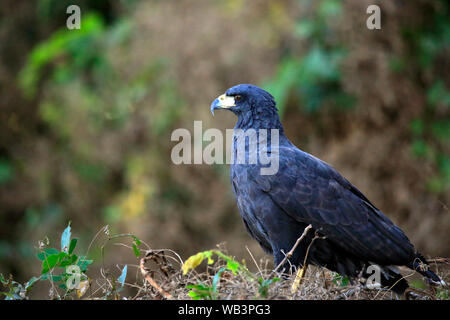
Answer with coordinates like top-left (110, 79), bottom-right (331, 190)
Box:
top-left (210, 84), bottom-right (443, 294)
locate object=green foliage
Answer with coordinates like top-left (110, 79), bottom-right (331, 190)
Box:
top-left (332, 273), bottom-right (349, 287)
top-left (406, 0), bottom-right (450, 194)
top-left (258, 277), bottom-right (280, 298)
top-left (0, 274), bottom-right (38, 300)
top-left (427, 81), bottom-right (450, 108)
top-left (0, 223), bottom-right (92, 299)
top-left (37, 223), bottom-right (92, 295)
top-left (186, 283), bottom-right (215, 300)
top-left (389, 56), bottom-right (407, 73)
top-left (436, 288), bottom-right (449, 300)
top-left (17, 7), bottom-right (186, 226)
top-left (132, 236), bottom-right (142, 258)
top-left (409, 279), bottom-right (426, 290)
top-left (0, 223), bottom-right (143, 299)
top-left (264, 0), bottom-right (354, 117)
top-left (0, 158), bottom-right (14, 186)
top-left (183, 249), bottom-right (280, 300)
top-left (409, 90), bottom-right (449, 194)
top-left (182, 249), bottom-right (248, 275)
top-left (415, 1), bottom-right (450, 69)
top-left (186, 267), bottom-right (225, 300)
top-left (182, 250), bottom-right (242, 300)
top-left (19, 13), bottom-right (106, 98)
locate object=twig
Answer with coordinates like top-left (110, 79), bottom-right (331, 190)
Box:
top-left (291, 233), bottom-right (326, 294)
top-left (427, 257), bottom-right (450, 265)
top-left (139, 252), bottom-right (173, 299)
top-left (246, 245), bottom-right (262, 276)
top-left (273, 224), bottom-right (312, 273)
top-left (303, 233), bottom-right (326, 268)
top-left (85, 225), bottom-right (109, 258)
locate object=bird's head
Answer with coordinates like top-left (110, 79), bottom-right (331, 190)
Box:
top-left (210, 84), bottom-right (282, 129)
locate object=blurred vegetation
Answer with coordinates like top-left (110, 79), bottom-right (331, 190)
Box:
top-left (406, 3), bottom-right (450, 194)
top-left (264, 0), bottom-right (354, 116)
top-left (0, 0), bottom-right (448, 299)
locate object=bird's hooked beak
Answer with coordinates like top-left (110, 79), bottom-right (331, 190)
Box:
top-left (210, 94), bottom-right (236, 116)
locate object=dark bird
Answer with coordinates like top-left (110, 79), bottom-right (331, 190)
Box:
top-left (210, 84), bottom-right (444, 294)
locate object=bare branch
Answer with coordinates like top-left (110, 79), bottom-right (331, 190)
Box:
top-left (273, 224), bottom-right (312, 273)
top-left (139, 252), bottom-right (173, 299)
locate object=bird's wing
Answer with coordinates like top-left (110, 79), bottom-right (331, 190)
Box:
top-left (252, 147), bottom-right (415, 265)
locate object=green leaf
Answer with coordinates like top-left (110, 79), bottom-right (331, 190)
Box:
top-left (204, 251), bottom-right (214, 265)
top-left (186, 284), bottom-right (210, 292)
top-left (258, 277), bottom-right (280, 297)
top-left (51, 275), bottom-right (63, 282)
top-left (41, 254), bottom-right (61, 274)
top-left (131, 235), bottom-right (142, 257)
top-left (188, 290), bottom-right (201, 299)
top-left (45, 248), bottom-right (59, 254)
top-left (77, 256), bottom-right (93, 272)
top-left (226, 260), bottom-right (239, 274)
top-left (59, 258), bottom-right (74, 267)
top-left (70, 254), bottom-right (78, 264)
top-left (37, 248), bottom-right (59, 261)
top-left (132, 244), bottom-right (140, 258)
top-left (61, 223), bottom-right (71, 253)
top-left (117, 265), bottom-right (127, 287)
top-left (68, 238), bottom-right (77, 254)
top-left (341, 277), bottom-right (349, 286)
top-left (333, 274), bottom-right (350, 287)
top-left (212, 268), bottom-right (225, 293)
top-left (132, 235), bottom-right (142, 246)
top-left (186, 283), bottom-right (213, 300)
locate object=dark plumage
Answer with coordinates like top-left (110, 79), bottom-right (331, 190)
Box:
top-left (211, 84), bottom-right (443, 294)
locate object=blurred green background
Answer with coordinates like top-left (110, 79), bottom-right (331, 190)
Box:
top-left (0, 0), bottom-right (449, 296)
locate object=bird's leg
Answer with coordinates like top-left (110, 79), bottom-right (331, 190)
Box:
top-left (291, 263), bottom-right (308, 294)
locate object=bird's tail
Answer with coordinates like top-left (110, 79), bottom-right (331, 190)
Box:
top-left (378, 266), bottom-right (409, 294)
top-left (363, 255), bottom-right (445, 295)
top-left (407, 254), bottom-right (445, 286)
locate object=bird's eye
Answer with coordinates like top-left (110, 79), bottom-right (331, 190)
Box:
top-left (235, 95), bottom-right (242, 102)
